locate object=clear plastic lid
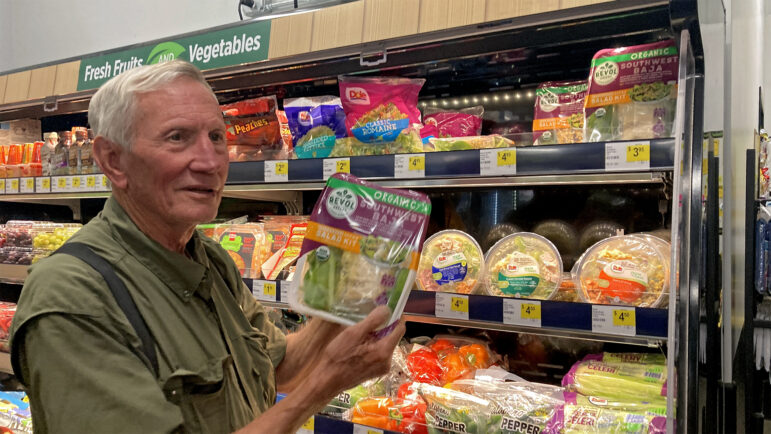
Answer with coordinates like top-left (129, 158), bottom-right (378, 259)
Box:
top-left (416, 230), bottom-right (484, 294)
top-left (575, 235), bottom-right (669, 307)
top-left (484, 232), bottom-right (563, 300)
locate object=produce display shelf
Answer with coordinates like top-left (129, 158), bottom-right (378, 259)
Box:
top-left (0, 265), bottom-right (27, 285)
top-left (245, 279), bottom-right (667, 347)
top-left (226, 140), bottom-right (675, 188)
top-left (0, 353), bottom-right (11, 375)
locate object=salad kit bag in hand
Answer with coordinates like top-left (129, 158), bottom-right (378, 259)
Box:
top-left (289, 173), bottom-right (431, 330)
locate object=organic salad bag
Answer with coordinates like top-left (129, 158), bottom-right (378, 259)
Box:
top-left (532, 80), bottom-right (588, 145)
top-left (584, 40), bottom-right (678, 142)
top-left (289, 173), bottom-right (431, 329)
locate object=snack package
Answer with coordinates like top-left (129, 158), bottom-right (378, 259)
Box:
top-left (533, 80), bottom-right (588, 145)
top-left (426, 135), bottom-right (515, 152)
top-left (417, 382), bottom-right (494, 434)
top-left (221, 96), bottom-right (284, 161)
top-left (575, 235), bottom-right (669, 307)
top-left (290, 173), bottom-right (431, 327)
top-left (447, 380), bottom-right (565, 434)
top-left (330, 129), bottom-right (424, 157)
top-left (217, 223), bottom-right (268, 279)
top-left (261, 223), bottom-right (307, 280)
top-left (339, 76), bottom-right (425, 144)
top-left (585, 40), bottom-right (678, 142)
top-left (0, 391), bottom-right (32, 433)
top-left (276, 110), bottom-right (294, 149)
top-left (562, 404), bottom-right (666, 433)
top-left (284, 96), bottom-right (347, 159)
top-left (417, 230), bottom-right (484, 294)
top-left (484, 233), bottom-right (563, 299)
top-left (423, 106), bottom-right (484, 138)
top-left (562, 357), bottom-right (667, 403)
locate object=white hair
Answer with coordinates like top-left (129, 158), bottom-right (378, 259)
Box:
top-left (88, 60), bottom-right (217, 150)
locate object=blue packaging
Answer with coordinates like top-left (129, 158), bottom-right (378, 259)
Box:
top-left (284, 96), bottom-right (347, 159)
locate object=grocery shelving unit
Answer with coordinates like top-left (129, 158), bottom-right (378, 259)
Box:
top-left (0, 0), bottom-right (706, 432)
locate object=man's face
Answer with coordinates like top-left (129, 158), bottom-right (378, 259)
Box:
top-left (121, 78), bottom-right (228, 232)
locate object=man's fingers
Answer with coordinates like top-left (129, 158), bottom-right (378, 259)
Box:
top-left (349, 306), bottom-right (391, 338)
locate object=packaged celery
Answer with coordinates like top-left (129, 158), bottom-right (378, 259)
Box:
top-left (564, 392), bottom-right (667, 417)
top-left (289, 173), bottom-right (431, 329)
top-left (562, 404), bottom-right (666, 433)
top-left (562, 358), bottom-right (667, 402)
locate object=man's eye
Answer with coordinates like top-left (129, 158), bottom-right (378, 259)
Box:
top-left (210, 131), bottom-right (226, 143)
top-left (169, 132), bottom-right (183, 141)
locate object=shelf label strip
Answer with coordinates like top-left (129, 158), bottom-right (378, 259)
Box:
top-left (503, 299), bottom-right (542, 328)
top-left (435, 292), bottom-right (469, 320)
top-left (591, 305), bottom-right (636, 336)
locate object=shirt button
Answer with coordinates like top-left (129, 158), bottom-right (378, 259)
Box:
top-left (183, 290), bottom-right (192, 298)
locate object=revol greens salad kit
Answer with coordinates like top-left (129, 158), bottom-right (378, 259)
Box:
top-left (289, 173), bottom-right (431, 328)
top-left (585, 40), bottom-right (678, 142)
top-left (532, 80), bottom-right (588, 145)
top-left (339, 76), bottom-right (425, 144)
top-left (284, 96), bottom-right (347, 159)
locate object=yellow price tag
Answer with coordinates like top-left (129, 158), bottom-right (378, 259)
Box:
top-left (72, 177), bottom-right (81, 188)
top-left (408, 155), bottom-right (425, 171)
top-left (301, 416), bottom-right (314, 430)
top-left (497, 149), bottom-right (516, 166)
top-left (335, 159), bottom-right (350, 174)
top-left (367, 430), bottom-right (381, 434)
top-left (25, 178), bottom-right (34, 189)
top-left (612, 309), bottom-right (636, 327)
top-left (450, 296), bottom-right (469, 313)
top-left (263, 283), bottom-right (276, 297)
top-left (10, 179), bottom-right (18, 190)
top-left (275, 162), bottom-right (288, 176)
top-left (625, 144), bottom-right (650, 162)
top-left (42, 178), bottom-right (51, 189)
top-left (57, 177), bottom-right (67, 188)
top-left (86, 176), bottom-right (96, 188)
top-left (0, 180), bottom-right (5, 191)
top-left (101, 176), bottom-right (108, 187)
top-left (521, 303), bottom-right (541, 320)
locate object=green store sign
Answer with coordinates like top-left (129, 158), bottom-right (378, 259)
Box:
top-left (77, 20), bottom-right (271, 91)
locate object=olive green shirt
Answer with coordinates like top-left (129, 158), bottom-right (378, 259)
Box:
top-left (9, 197), bottom-right (287, 433)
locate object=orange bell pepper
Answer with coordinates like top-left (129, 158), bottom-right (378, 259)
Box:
top-left (429, 338), bottom-right (455, 354)
top-left (442, 351), bottom-right (473, 384)
top-left (458, 343), bottom-right (491, 369)
top-left (352, 397), bottom-right (400, 431)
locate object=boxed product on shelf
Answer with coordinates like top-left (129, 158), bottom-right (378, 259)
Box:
top-left (217, 223), bottom-right (268, 279)
top-left (261, 221), bottom-right (307, 281)
top-left (574, 235), bottom-right (670, 308)
top-left (221, 96), bottom-right (286, 162)
top-left (422, 106), bottom-right (484, 138)
top-left (339, 76), bottom-right (425, 144)
top-left (585, 39), bottom-right (678, 142)
top-left (284, 96), bottom-right (347, 159)
top-left (426, 135), bottom-right (515, 151)
top-left (416, 230), bottom-right (484, 294)
top-left (483, 233), bottom-right (563, 300)
top-left (290, 173), bottom-right (431, 327)
top-left (532, 80), bottom-right (588, 146)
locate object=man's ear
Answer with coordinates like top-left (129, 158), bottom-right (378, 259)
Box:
top-left (92, 136), bottom-right (128, 189)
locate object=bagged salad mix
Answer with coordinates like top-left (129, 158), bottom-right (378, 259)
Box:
top-left (532, 80), bottom-right (588, 145)
top-left (423, 106), bottom-right (484, 138)
top-left (426, 135), bottom-right (515, 152)
top-left (339, 76), bottom-right (425, 144)
top-left (330, 128), bottom-right (424, 157)
top-left (585, 40), bottom-right (678, 142)
top-left (290, 173), bottom-right (431, 328)
top-left (284, 96), bottom-right (347, 159)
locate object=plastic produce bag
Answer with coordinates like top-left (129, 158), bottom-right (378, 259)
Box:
top-left (447, 380), bottom-right (565, 434)
top-left (217, 223), bottom-right (268, 279)
top-left (284, 96), bottom-right (347, 159)
top-left (416, 383), bottom-right (494, 434)
top-left (290, 173), bottom-right (431, 327)
top-left (221, 96), bottom-right (286, 161)
top-left (484, 233), bottom-right (563, 299)
top-left (564, 392), bottom-right (666, 417)
top-left (417, 230), bottom-right (485, 294)
top-left (426, 135), bottom-right (515, 152)
top-left (339, 76), bottom-right (425, 143)
top-left (423, 106), bottom-right (484, 138)
top-left (532, 80), bottom-right (588, 145)
top-left (562, 355), bottom-right (668, 403)
top-left (330, 129), bottom-right (424, 157)
top-left (585, 40), bottom-right (678, 142)
top-left (562, 404), bottom-right (666, 433)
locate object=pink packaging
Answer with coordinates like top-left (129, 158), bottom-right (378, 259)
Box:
top-left (423, 106), bottom-right (484, 138)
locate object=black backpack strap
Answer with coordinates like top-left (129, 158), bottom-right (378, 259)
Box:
top-left (53, 242), bottom-right (159, 378)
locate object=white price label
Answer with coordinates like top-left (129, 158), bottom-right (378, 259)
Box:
top-left (502, 299), bottom-right (542, 328)
top-left (591, 305), bottom-right (636, 336)
top-left (280, 282), bottom-right (289, 303)
top-left (394, 154), bottom-right (425, 178)
top-left (264, 160), bottom-right (289, 183)
top-left (435, 292), bottom-right (469, 320)
top-left (323, 158), bottom-right (350, 180)
top-left (20, 177), bottom-right (35, 193)
top-left (480, 148), bottom-right (517, 176)
top-left (252, 280), bottom-right (278, 302)
top-left (52, 176), bottom-right (69, 193)
top-left (5, 178), bottom-right (19, 194)
top-left (605, 141), bottom-right (651, 171)
top-left (353, 424), bottom-right (383, 434)
top-left (36, 177), bottom-right (51, 193)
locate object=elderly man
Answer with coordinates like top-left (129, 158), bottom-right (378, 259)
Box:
top-left (9, 60), bottom-right (404, 433)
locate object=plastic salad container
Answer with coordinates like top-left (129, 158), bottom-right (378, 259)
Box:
top-left (484, 233), bottom-right (563, 299)
top-left (416, 230), bottom-right (484, 294)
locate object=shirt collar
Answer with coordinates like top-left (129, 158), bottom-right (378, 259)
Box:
top-left (102, 196), bottom-right (211, 301)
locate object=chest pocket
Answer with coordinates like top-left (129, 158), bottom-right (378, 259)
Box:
top-left (242, 329), bottom-right (278, 412)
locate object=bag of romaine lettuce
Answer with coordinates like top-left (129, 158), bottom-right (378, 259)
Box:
top-left (562, 404), bottom-right (666, 433)
top-left (562, 358), bottom-right (667, 402)
top-left (289, 173), bottom-right (431, 329)
top-left (585, 40), bottom-right (678, 142)
top-left (285, 96), bottom-right (347, 159)
top-left (339, 76), bottom-right (425, 144)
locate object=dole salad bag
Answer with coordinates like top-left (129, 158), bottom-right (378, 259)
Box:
top-left (339, 76), bottom-right (425, 144)
top-left (289, 173), bottom-right (431, 329)
top-left (284, 96), bottom-right (347, 159)
top-left (585, 40), bottom-right (678, 142)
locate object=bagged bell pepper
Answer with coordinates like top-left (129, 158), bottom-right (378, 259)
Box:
top-left (417, 383), bottom-right (494, 434)
top-left (407, 348), bottom-right (444, 386)
top-left (352, 397), bottom-right (401, 431)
